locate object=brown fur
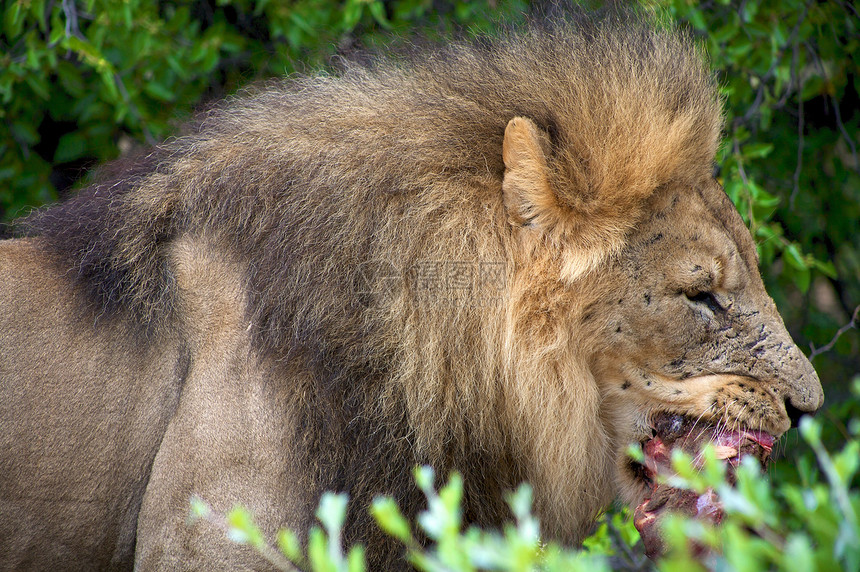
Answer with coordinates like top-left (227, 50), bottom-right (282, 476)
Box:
top-left (0, 14), bottom-right (822, 570)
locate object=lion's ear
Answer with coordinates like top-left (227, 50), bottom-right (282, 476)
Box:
top-left (502, 116), bottom-right (624, 281)
top-left (501, 117), bottom-right (562, 230)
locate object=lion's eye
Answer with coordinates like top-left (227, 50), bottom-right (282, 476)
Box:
top-left (685, 291), bottom-right (722, 313)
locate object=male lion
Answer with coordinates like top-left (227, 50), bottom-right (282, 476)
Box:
top-left (0, 15), bottom-right (823, 571)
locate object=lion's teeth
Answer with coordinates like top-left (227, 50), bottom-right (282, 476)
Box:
top-left (714, 445), bottom-right (738, 459)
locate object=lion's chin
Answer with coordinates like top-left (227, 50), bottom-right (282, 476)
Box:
top-left (629, 413), bottom-right (775, 559)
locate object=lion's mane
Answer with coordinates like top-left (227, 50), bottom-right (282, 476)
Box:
top-left (22, 13), bottom-right (722, 562)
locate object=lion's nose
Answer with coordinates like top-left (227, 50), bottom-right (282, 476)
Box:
top-left (785, 396), bottom-right (817, 428)
top-left (778, 337), bottom-right (824, 428)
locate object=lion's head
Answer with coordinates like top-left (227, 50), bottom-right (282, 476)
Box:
top-left (592, 179), bottom-right (824, 554)
top-left (494, 108), bottom-right (823, 554)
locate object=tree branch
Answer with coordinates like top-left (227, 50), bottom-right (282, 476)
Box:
top-left (62, 0), bottom-right (86, 41)
top-left (810, 306), bottom-right (860, 360)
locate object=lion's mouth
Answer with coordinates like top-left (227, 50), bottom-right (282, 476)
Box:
top-left (631, 412), bottom-right (775, 559)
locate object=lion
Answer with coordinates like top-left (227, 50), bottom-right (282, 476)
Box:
top-left (0, 13), bottom-right (823, 571)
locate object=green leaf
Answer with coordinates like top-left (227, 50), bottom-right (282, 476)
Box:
top-left (54, 131), bottom-right (89, 163)
top-left (811, 259), bottom-right (838, 279)
top-left (370, 496), bottom-right (413, 543)
top-left (3, 1), bottom-right (25, 37)
top-left (686, 8), bottom-right (707, 30)
top-left (669, 449), bottom-right (707, 493)
top-left (306, 527), bottom-right (330, 572)
top-left (99, 69), bottom-right (119, 102)
top-left (226, 506), bottom-right (265, 548)
top-left (10, 121), bottom-right (40, 145)
top-left (505, 484), bottom-right (533, 522)
top-left (316, 492), bottom-right (348, 536)
top-left (742, 142), bottom-right (775, 159)
top-left (800, 76), bottom-right (825, 100)
top-left (64, 36), bottom-right (115, 74)
top-left (700, 444), bottom-right (728, 485)
top-left (56, 61), bottom-right (85, 96)
top-left (188, 495), bottom-right (211, 520)
top-left (347, 545), bottom-right (366, 572)
top-left (368, 1), bottom-right (392, 30)
top-left (785, 243), bottom-right (809, 271)
top-left (414, 465), bottom-right (434, 493)
top-left (742, 2), bottom-right (760, 23)
top-left (753, 189), bottom-right (780, 209)
top-left (832, 441), bottom-right (860, 483)
top-left (276, 528), bottom-right (304, 564)
top-left (438, 472), bottom-right (463, 514)
top-left (341, 1), bottom-right (364, 31)
top-left (800, 416), bottom-right (822, 445)
top-left (724, 178), bottom-right (743, 208)
top-left (791, 264), bottom-right (812, 293)
top-left (613, 510), bottom-right (641, 548)
top-left (625, 443), bottom-right (645, 463)
top-left (144, 81), bottom-right (175, 102)
top-left (123, 1), bottom-right (133, 28)
top-left (23, 73), bottom-right (50, 101)
top-left (581, 521), bottom-right (611, 553)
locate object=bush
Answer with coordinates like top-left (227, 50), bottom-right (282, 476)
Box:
top-left (192, 380), bottom-right (860, 570)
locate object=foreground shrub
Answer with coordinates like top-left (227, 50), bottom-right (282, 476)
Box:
top-left (191, 379), bottom-right (860, 571)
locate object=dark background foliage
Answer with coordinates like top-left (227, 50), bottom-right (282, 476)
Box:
top-left (1, 1), bottom-right (858, 563)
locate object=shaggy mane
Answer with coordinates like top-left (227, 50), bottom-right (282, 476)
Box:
top-left (24, 13), bottom-right (721, 332)
top-left (20, 13), bottom-right (722, 536)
